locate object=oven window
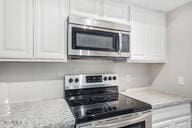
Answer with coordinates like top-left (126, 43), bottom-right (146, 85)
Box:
top-left (72, 27), bottom-right (119, 51)
top-left (120, 121), bottom-right (145, 128)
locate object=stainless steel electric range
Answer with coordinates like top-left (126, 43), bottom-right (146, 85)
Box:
top-left (64, 74), bottom-right (152, 128)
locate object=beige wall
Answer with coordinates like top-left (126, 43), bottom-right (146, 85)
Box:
top-left (0, 60), bottom-right (150, 91)
top-left (0, 60), bottom-right (151, 103)
top-left (150, 3), bottom-right (192, 97)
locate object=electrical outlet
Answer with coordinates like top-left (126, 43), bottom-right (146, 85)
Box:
top-left (126, 74), bottom-right (132, 83)
top-left (177, 76), bottom-right (184, 86)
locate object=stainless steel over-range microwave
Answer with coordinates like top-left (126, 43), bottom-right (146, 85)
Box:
top-left (68, 16), bottom-right (131, 58)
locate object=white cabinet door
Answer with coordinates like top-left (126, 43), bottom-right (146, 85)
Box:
top-left (130, 6), bottom-right (166, 63)
top-left (102, 0), bottom-right (130, 24)
top-left (70, 0), bottom-right (101, 18)
top-left (152, 104), bottom-right (191, 128)
top-left (130, 7), bottom-right (148, 60)
top-left (153, 116), bottom-right (191, 128)
top-left (174, 116), bottom-right (191, 128)
top-left (70, 0), bottom-right (130, 24)
top-left (153, 120), bottom-right (173, 128)
top-left (34, 0), bottom-right (68, 60)
top-left (0, 0), bottom-right (33, 58)
top-left (148, 11), bottom-right (166, 61)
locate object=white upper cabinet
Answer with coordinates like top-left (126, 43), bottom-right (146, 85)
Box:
top-left (34, 0), bottom-right (68, 60)
top-left (70, 0), bottom-right (130, 24)
top-left (0, 0), bottom-right (33, 58)
top-left (70, 0), bottom-right (101, 18)
top-left (102, 0), bottom-right (129, 24)
top-left (148, 11), bottom-right (166, 61)
top-left (0, 0), bottom-right (168, 62)
top-left (130, 7), bottom-right (148, 61)
top-left (130, 7), bottom-right (166, 63)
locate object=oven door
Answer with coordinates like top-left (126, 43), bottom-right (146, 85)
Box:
top-left (68, 24), bottom-right (128, 58)
top-left (76, 112), bottom-right (151, 128)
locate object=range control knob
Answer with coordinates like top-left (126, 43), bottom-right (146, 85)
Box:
top-left (103, 77), bottom-right (107, 81)
top-left (108, 76), bottom-right (112, 81)
top-left (113, 76), bottom-right (117, 80)
top-left (69, 78), bottom-right (73, 83)
top-left (108, 107), bottom-right (112, 111)
top-left (112, 106), bottom-right (117, 110)
top-left (75, 78), bottom-right (79, 83)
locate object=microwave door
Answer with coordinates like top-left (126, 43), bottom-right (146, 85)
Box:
top-left (68, 24), bottom-right (122, 58)
top-left (72, 27), bottom-right (119, 52)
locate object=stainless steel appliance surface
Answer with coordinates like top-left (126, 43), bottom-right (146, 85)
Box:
top-left (64, 74), bottom-right (152, 128)
top-left (68, 16), bottom-right (131, 59)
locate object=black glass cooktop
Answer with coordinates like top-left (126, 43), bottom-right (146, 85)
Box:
top-left (65, 87), bottom-right (152, 124)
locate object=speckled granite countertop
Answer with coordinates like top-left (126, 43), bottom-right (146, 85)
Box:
top-left (120, 87), bottom-right (192, 109)
top-left (0, 99), bottom-right (75, 128)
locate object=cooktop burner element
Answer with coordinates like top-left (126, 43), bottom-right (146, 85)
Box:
top-left (64, 74), bottom-right (152, 124)
top-left (74, 98), bottom-right (90, 105)
top-left (65, 87), bottom-right (119, 106)
top-left (91, 96), bottom-right (108, 102)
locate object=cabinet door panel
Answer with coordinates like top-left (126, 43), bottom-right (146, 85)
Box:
top-left (102, 0), bottom-right (129, 24)
top-left (153, 120), bottom-right (173, 128)
top-left (174, 116), bottom-right (191, 128)
top-left (0, 0), bottom-right (33, 58)
top-left (130, 6), bottom-right (166, 63)
top-left (149, 11), bottom-right (166, 60)
top-left (70, 0), bottom-right (100, 18)
top-left (34, 0), bottom-right (68, 59)
top-left (130, 7), bottom-right (147, 60)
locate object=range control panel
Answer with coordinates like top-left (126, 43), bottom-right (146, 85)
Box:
top-left (86, 75), bottom-right (103, 83)
top-left (64, 74), bottom-right (118, 90)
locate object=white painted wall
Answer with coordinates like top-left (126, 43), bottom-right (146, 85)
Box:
top-left (150, 3), bottom-right (192, 97)
top-left (0, 60), bottom-right (151, 103)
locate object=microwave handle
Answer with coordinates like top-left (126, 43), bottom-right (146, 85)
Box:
top-left (118, 33), bottom-right (122, 53)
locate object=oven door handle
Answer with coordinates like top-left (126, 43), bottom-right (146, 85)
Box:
top-left (91, 112), bottom-right (151, 128)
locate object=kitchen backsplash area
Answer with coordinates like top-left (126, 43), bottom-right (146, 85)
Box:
top-left (0, 60), bottom-right (151, 104)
